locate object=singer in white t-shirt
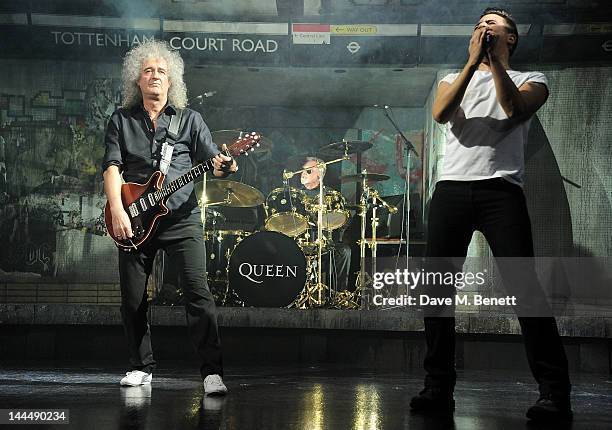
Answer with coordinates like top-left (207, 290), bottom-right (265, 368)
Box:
top-left (409, 8), bottom-right (572, 422)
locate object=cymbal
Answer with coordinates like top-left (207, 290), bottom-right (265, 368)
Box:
top-left (196, 179), bottom-right (265, 207)
top-left (317, 140), bottom-right (373, 158)
top-left (212, 129), bottom-right (271, 151)
top-left (341, 173), bottom-right (390, 183)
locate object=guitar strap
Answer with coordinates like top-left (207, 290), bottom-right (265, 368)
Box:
top-left (158, 109), bottom-right (184, 175)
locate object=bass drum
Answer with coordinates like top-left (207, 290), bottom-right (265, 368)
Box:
top-left (228, 231), bottom-right (306, 307)
top-left (204, 230), bottom-right (248, 283)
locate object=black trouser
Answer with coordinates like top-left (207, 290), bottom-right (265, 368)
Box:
top-left (423, 178), bottom-right (570, 396)
top-left (118, 212), bottom-right (223, 380)
top-left (329, 242), bottom-right (351, 291)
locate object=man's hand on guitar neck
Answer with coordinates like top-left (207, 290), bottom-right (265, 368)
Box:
top-left (212, 144), bottom-right (238, 178)
top-left (103, 165), bottom-right (134, 241)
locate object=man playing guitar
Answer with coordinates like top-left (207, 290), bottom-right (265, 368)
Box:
top-left (102, 40), bottom-right (236, 395)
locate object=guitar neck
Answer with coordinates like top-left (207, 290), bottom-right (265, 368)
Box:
top-left (156, 158), bottom-right (214, 200)
top-left (151, 132), bottom-right (260, 203)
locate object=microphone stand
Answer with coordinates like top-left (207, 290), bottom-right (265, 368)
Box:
top-left (381, 106), bottom-right (418, 303)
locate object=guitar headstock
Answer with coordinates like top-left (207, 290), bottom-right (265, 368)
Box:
top-left (227, 132), bottom-right (262, 157)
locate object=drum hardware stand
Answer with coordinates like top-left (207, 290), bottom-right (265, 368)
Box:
top-left (369, 188), bottom-right (398, 280)
top-left (282, 144), bottom-right (349, 307)
top-left (331, 288), bottom-right (360, 309)
top-left (354, 171), bottom-right (397, 309)
top-left (201, 173), bottom-right (207, 227)
top-left (291, 252), bottom-right (330, 308)
top-left (355, 176), bottom-right (371, 308)
top-left (199, 175), bottom-right (232, 228)
top-left (199, 175), bottom-right (233, 305)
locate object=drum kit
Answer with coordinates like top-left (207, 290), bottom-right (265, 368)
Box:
top-left (198, 138), bottom-right (396, 309)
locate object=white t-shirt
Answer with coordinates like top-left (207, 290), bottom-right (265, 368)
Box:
top-left (438, 69), bottom-right (548, 186)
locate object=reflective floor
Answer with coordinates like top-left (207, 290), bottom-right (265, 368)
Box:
top-left (0, 363), bottom-right (610, 430)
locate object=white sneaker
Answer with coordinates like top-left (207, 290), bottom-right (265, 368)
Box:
top-left (120, 370), bottom-right (152, 386)
top-left (203, 374), bottom-right (227, 395)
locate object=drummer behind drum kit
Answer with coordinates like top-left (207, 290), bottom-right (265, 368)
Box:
top-left (199, 138), bottom-right (397, 309)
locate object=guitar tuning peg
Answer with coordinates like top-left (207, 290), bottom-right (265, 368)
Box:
top-left (256, 143), bottom-right (260, 147)
top-left (250, 148), bottom-right (255, 152)
top-left (245, 152), bottom-right (249, 156)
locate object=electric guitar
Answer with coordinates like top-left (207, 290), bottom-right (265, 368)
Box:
top-left (104, 132), bottom-right (261, 251)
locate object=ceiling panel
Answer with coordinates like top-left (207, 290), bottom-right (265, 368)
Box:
top-left (185, 65), bottom-right (438, 107)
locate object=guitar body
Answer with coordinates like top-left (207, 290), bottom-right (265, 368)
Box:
top-left (104, 171), bottom-right (169, 251)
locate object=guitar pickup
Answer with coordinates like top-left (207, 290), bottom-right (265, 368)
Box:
top-left (128, 204), bottom-right (139, 218)
top-left (139, 198), bottom-right (148, 211)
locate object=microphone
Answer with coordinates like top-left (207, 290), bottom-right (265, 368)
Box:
top-left (283, 169), bottom-right (294, 180)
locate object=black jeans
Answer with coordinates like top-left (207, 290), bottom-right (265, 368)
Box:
top-left (329, 242), bottom-right (351, 291)
top-left (118, 212), bottom-right (223, 379)
top-left (423, 178), bottom-right (570, 396)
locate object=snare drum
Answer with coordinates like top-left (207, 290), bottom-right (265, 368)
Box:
top-left (306, 189), bottom-right (349, 231)
top-left (204, 230), bottom-right (248, 283)
top-left (264, 187), bottom-right (310, 237)
top-left (228, 231), bottom-right (306, 307)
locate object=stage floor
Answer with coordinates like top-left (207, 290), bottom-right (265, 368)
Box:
top-left (0, 363), bottom-right (610, 429)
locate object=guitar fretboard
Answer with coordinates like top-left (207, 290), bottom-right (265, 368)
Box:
top-left (153, 158), bottom-right (214, 202)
